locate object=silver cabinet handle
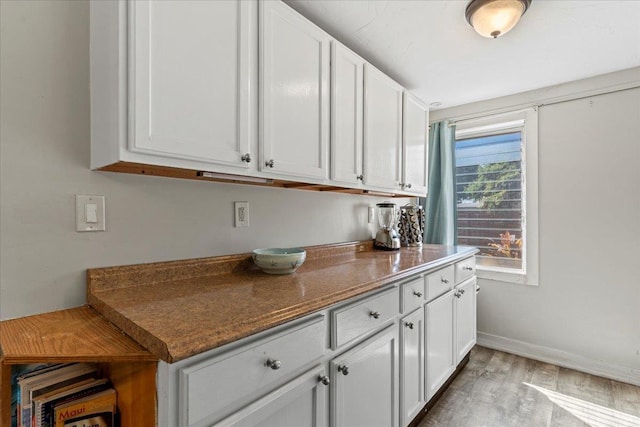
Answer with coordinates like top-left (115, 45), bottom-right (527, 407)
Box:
top-left (405, 322), bottom-right (415, 329)
top-left (413, 291), bottom-right (423, 298)
top-left (406, 183), bottom-right (412, 189)
top-left (463, 266), bottom-right (473, 271)
top-left (265, 358), bottom-right (281, 370)
top-left (459, 289), bottom-right (465, 295)
top-left (357, 174), bottom-right (364, 181)
top-left (318, 375), bottom-right (330, 385)
top-left (441, 278), bottom-right (449, 284)
top-left (265, 159), bottom-right (275, 168)
top-left (476, 285), bottom-right (481, 294)
top-left (369, 311), bottom-right (381, 319)
top-left (241, 153), bottom-right (251, 163)
top-left (338, 365), bottom-right (349, 376)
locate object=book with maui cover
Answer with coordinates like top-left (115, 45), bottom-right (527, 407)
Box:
top-left (53, 389), bottom-right (116, 427)
top-left (18, 363), bottom-right (98, 427)
top-left (33, 378), bottom-right (112, 427)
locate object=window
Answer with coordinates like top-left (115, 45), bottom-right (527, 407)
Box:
top-left (454, 109), bottom-right (538, 285)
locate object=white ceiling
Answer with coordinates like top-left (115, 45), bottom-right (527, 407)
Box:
top-left (284, 0), bottom-right (640, 109)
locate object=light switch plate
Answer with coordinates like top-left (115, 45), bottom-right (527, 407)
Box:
top-left (76, 195), bottom-right (105, 232)
top-left (234, 201), bottom-right (249, 228)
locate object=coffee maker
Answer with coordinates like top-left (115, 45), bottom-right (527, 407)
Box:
top-left (374, 202), bottom-right (401, 250)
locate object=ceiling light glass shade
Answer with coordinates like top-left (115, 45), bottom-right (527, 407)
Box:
top-left (466, 0), bottom-right (532, 38)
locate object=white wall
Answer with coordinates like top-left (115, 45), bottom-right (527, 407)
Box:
top-left (433, 73), bottom-right (640, 384)
top-left (0, 1), bottom-right (407, 320)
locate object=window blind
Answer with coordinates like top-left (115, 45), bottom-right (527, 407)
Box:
top-left (455, 131), bottom-right (524, 271)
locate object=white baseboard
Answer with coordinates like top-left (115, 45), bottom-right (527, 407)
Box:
top-left (477, 332), bottom-right (640, 387)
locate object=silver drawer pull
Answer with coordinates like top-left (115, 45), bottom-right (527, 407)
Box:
top-left (454, 291), bottom-right (462, 298)
top-left (338, 365), bottom-right (349, 376)
top-left (265, 358), bottom-right (282, 370)
top-left (463, 266), bottom-right (474, 271)
top-left (318, 375), bottom-right (330, 385)
top-left (441, 278), bottom-right (449, 284)
top-left (241, 153), bottom-right (251, 163)
top-left (405, 322), bottom-right (415, 329)
top-left (369, 311), bottom-right (381, 319)
top-left (265, 159), bottom-right (275, 168)
top-left (413, 291), bottom-right (423, 298)
top-left (459, 289), bottom-right (465, 295)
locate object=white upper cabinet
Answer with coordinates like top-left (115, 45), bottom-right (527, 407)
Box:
top-left (330, 42), bottom-right (364, 186)
top-left (259, 0), bottom-right (330, 180)
top-left (363, 64), bottom-right (404, 191)
top-left (128, 0), bottom-right (255, 169)
top-left (91, 0), bottom-right (430, 195)
top-left (402, 93), bottom-right (429, 196)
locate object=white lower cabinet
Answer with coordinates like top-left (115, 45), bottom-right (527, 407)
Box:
top-left (399, 307), bottom-right (425, 427)
top-left (158, 257), bottom-right (477, 427)
top-left (176, 316), bottom-right (325, 426)
top-left (216, 366), bottom-right (328, 427)
top-left (455, 278), bottom-right (477, 364)
top-left (331, 324), bottom-right (399, 427)
top-left (425, 290), bottom-right (456, 401)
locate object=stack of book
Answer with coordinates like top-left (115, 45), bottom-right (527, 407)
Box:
top-left (14, 363), bottom-right (116, 427)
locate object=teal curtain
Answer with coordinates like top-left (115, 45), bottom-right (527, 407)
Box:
top-left (419, 120), bottom-right (457, 245)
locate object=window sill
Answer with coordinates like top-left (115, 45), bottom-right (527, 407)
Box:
top-left (476, 267), bottom-right (539, 287)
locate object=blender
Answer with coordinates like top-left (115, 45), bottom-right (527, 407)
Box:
top-left (374, 202), bottom-right (401, 250)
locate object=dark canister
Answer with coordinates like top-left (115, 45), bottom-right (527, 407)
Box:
top-left (398, 204), bottom-right (425, 247)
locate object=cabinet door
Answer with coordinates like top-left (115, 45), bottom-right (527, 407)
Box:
top-left (331, 324), bottom-right (398, 427)
top-left (215, 366), bottom-right (328, 427)
top-left (402, 93), bottom-right (429, 195)
top-left (400, 307), bottom-right (425, 427)
top-left (130, 0), bottom-right (254, 168)
top-left (363, 64), bottom-right (403, 191)
top-left (425, 290), bottom-right (455, 401)
top-left (455, 278), bottom-right (477, 364)
top-left (331, 42), bottom-right (364, 185)
top-left (260, 1), bottom-right (330, 180)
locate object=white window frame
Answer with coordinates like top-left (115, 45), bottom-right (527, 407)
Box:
top-left (454, 108), bottom-right (539, 286)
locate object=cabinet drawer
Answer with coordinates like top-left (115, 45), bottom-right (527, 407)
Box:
top-left (331, 287), bottom-right (398, 349)
top-left (179, 315), bottom-right (325, 426)
top-left (426, 265), bottom-right (454, 302)
top-left (401, 276), bottom-right (425, 314)
top-left (455, 257), bottom-right (476, 284)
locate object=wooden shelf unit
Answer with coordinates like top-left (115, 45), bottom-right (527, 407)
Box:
top-left (0, 306), bottom-right (158, 427)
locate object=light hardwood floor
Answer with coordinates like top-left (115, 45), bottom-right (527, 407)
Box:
top-left (419, 346), bottom-right (640, 427)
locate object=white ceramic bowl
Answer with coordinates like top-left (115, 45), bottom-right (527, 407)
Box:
top-left (252, 248), bottom-right (307, 275)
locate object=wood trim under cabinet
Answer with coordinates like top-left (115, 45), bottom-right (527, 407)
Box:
top-left (98, 161), bottom-right (416, 197)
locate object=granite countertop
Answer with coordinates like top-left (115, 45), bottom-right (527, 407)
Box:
top-left (87, 241), bottom-right (477, 363)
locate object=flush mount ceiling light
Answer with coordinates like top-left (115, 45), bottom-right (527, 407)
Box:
top-left (465, 0), bottom-right (532, 39)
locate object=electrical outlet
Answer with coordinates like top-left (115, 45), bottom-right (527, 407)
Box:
top-left (234, 202), bottom-right (249, 227)
top-left (368, 206), bottom-right (375, 224)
